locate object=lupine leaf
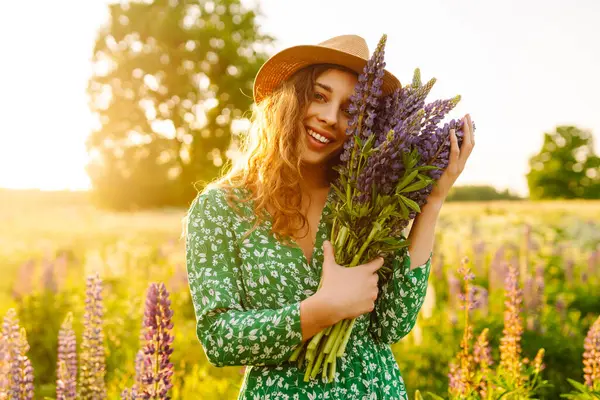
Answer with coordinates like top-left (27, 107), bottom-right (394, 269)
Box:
top-left (399, 195), bottom-right (421, 213)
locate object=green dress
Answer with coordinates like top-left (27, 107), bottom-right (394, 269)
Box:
top-left (185, 187), bottom-right (432, 400)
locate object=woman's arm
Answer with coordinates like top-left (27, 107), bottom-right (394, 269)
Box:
top-left (367, 245), bottom-right (432, 345)
top-left (187, 189), bottom-right (307, 367)
top-left (407, 197), bottom-right (443, 269)
top-left (300, 292), bottom-right (337, 342)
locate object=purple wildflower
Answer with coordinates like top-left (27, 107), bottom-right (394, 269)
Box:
top-left (499, 264), bottom-right (524, 387)
top-left (12, 260), bottom-right (35, 300)
top-left (583, 316), bottom-right (600, 389)
top-left (10, 328), bottom-right (34, 400)
top-left (1, 309), bottom-right (21, 395)
top-left (139, 283), bottom-right (175, 399)
top-left (78, 272), bottom-right (107, 400)
top-left (57, 312), bottom-right (77, 400)
top-left (473, 328), bottom-right (493, 398)
top-left (41, 258), bottom-right (57, 293)
top-left (339, 35), bottom-right (387, 162)
top-left (0, 333), bottom-right (8, 396)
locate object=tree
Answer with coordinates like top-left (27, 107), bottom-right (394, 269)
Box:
top-left (526, 125), bottom-right (600, 200)
top-left (86, 0), bottom-right (273, 209)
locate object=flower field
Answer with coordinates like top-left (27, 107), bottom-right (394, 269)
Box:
top-left (1, 190), bottom-right (599, 399)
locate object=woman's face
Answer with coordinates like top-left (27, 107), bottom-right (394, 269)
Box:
top-left (299, 68), bottom-right (358, 166)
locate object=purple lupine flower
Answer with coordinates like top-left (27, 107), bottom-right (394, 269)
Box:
top-left (1, 308), bottom-right (21, 395)
top-left (41, 258), bottom-right (57, 293)
top-left (396, 117), bottom-right (471, 213)
top-left (339, 35), bottom-right (387, 164)
top-left (473, 328), bottom-right (493, 398)
top-left (78, 272), bottom-right (106, 400)
top-left (472, 285), bottom-right (489, 316)
top-left (355, 70), bottom-right (459, 206)
top-left (499, 264), bottom-right (524, 387)
top-left (10, 328), bottom-right (34, 400)
top-left (123, 349), bottom-right (148, 399)
top-left (583, 316), bottom-right (600, 389)
top-left (139, 283), bottom-right (175, 399)
top-left (530, 264), bottom-right (546, 333)
top-left (57, 312), bottom-right (77, 400)
top-left (0, 332), bottom-right (8, 396)
top-left (12, 259), bottom-right (35, 300)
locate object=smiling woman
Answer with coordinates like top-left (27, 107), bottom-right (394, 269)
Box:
top-left (185, 34), bottom-right (437, 399)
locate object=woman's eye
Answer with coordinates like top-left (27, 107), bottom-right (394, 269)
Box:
top-left (314, 92), bottom-right (326, 101)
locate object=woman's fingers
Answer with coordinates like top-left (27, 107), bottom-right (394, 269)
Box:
top-left (449, 128), bottom-right (460, 174)
top-left (458, 115), bottom-right (474, 167)
top-left (467, 114), bottom-right (475, 145)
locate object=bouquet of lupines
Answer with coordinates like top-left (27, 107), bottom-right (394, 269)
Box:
top-left (288, 33), bottom-right (476, 382)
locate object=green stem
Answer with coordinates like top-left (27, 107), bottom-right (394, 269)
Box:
top-left (289, 344), bottom-right (303, 361)
top-left (307, 330), bottom-right (324, 351)
top-left (323, 320), bottom-right (342, 354)
top-left (328, 356), bottom-right (337, 382)
top-left (297, 345), bottom-right (306, 369)
top-left (349, 222), bottom-right (382, 268)
top-left (326, 319), bottom-right (348, 364)
top-left (336, 318), bottom-right (356, 357)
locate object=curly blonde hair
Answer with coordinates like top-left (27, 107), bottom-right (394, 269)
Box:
top-left (197, 64), bottom-right (356, 245)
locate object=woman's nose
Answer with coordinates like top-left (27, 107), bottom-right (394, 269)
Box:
top-left (318, 105), bottom-right (338, 127)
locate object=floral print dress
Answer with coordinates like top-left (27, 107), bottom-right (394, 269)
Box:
top-left (186, 187), bottom-right (432, 400)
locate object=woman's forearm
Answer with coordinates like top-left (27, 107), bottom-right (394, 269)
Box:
top-left (299, 292), bottom-right (338, 342)
top-left (407, 197), bottom-right (443, 269)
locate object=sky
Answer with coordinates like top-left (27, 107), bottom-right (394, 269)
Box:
top-left (0, 0), bottom-right (599, 196)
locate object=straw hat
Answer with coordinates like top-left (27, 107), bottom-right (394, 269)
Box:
top-left (253, 34), bottom-right (401, 103)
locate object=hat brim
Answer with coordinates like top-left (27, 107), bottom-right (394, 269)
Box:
top-left (253, 44), bottom-right (401, 104)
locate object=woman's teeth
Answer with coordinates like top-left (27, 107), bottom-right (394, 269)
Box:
top-left (307, 128), bottom-right (331, 144)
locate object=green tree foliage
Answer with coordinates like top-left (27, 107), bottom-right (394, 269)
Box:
top-left (527, 126), bottom-right (600, 200)
top-left (445, 185), bottom-right (523, 202)
top-left (86, 0), bottom-right (273, 209)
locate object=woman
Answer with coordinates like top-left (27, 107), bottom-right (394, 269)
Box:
top-left (186, 34), bottom-right (475, 399)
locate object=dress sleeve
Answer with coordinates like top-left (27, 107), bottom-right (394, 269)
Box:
top-left (368, 245), bottom-right (432, 345)
top-left (186, 189), bottom-right (303, 367)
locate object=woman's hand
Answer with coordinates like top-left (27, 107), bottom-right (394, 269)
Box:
top-left (429, 113), bottom-right (475, 203)
top-left (317, 240), bottom-right (383, 321)
top-left (299, 240), bottom-right (383, 341)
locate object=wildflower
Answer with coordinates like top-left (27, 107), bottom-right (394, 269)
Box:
top-left (448, 258), bottom-right (476, 398)
top-left (583, 316), bottom-right (600, 389)
top-left (532, 348), bottom-right (545, 375)
top-left (473, 328), bottom-right (493, 398)
top-left (1, 309), bottom-right (21, 396)
top-left (10, 328), bottom-right (34, 400)
top-left (499, 264), bottom-right (524, 387)
top-left (57, 312), bottom-right (77, 400)
top-left (139, 282), bottom-right (175, 399)
top-left (78, 272), bottom-right (106, 400)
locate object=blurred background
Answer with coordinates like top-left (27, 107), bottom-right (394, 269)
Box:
top-left (0, 0), bottom-right (598, 399)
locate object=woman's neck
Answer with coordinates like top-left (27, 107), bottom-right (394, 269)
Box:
top-left (299, 162), bottom-right (330, 193)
